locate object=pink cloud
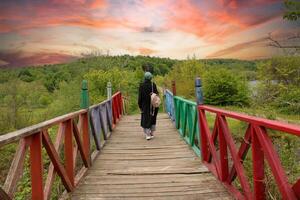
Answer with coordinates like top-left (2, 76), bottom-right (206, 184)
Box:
top-left (0, 51), bottom-right (78, 68)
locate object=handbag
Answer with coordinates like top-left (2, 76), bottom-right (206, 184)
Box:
top-left (151, 82), bottom-right (161, 108)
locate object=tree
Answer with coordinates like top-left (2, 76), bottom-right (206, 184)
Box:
top-left (165, 59), bottom-right (205, 98)
top-left (256, 56), bottom-right (300, 113)
top-left (203, 68), bottom-right (250, 106)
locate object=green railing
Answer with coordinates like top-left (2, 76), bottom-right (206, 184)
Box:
top-left (173, 96), bottom-right (201, 156)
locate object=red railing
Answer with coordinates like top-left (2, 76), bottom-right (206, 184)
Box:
top-left (0, 92), bottom-right (124, 200)
top-left (198, 105), bottom-right (300, 200)
top-left (112, 91), bottom-right (123, 127)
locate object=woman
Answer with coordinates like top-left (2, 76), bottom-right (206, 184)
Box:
top-left (138, 72), bottom-right (159, 140)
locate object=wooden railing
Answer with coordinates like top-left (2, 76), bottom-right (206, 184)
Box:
top-left (198, 105), bottom-right (300, 200)
top-left (164, 89), bottom-right (300, 200)
top-left (164, 89), bottom-right (175, 122)
top-left (0, 91), bottom-right (124, 200)
top-left (164, 90), bottom-right (200, 155)
top-left (112, 91), bottom-right (123, 127)
top-left (174, 96), bottom-right (201, 156)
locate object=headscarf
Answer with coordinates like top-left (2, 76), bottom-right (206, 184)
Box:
top-left (144, 71), bottom-right (153, 80)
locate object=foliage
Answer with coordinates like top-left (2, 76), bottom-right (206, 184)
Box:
top-left (0, 55), bottom-right (298, 199)
top-left (164, 59), bottom-right (250, 106)
top-left (203, 68), bottom-right (250, 106)
top-left (284, 0), bottom-right (300, 21)
top-left (164, 59), bottom-right (205, 98)
top-left (84, 68), bottom-right (144, 113)
top-left (256, 56), bottom-right (300, 113)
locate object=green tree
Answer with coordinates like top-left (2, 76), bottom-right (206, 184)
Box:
top-left (257, 57), bottom-right (300, 113)
top-left (203, 68), bottom-right (250, 106)
top-left (165, 59), bottom-right (205, 98)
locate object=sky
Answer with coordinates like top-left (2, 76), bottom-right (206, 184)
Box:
top-left (0, 0), bottom-right (299, 67)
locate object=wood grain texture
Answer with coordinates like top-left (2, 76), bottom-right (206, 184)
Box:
top-left (3, 139), bottom-right (27, 198)
top-left (70, 114), bottom-right (232, 200)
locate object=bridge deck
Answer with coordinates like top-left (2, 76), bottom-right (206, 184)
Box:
top-left (71, 114), bottom-right (232, 200)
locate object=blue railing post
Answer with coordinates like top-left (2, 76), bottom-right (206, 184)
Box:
top-left (195, 77), bottom-right (203, 157)
top-left (195, 78), bottom-right (204, 105)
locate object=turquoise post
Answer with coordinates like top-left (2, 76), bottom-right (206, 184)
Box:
top-left (80, 80), bottom-right (89, 109)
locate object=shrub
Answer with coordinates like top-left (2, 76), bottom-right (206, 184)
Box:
top-left (203, 68), bottom-right (250, 106)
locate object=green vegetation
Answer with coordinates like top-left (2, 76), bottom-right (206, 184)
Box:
top-left (0, 55), bottom-right (299, 199)
top-left (0, 55), bottom-right (175, 199)
top-left (284, 0), bottom-right (300, 21)
top-left (161, 56), bottom-right (299, 200)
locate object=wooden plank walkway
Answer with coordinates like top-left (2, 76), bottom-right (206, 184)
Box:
top-left (71, 114), bottom-right (232, 200)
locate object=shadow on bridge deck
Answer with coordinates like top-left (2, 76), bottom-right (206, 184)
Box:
top-left (70, 114), bottom-right (232, 200)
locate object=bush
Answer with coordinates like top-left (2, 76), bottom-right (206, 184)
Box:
top-left (164, 59), bottom-right (205, 98)
top-left (257, 56), bottom-right (300, 113)
top-left (274, 86), bottom-right (300, 114)
top-left (203, 68), bottom-right (250, 106)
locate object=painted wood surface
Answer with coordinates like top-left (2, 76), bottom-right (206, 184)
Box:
top-left (70, 114), bottom-right (232, 200)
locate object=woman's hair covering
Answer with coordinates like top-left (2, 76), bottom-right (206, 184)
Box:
top-left (144, 71), bottom-right (153, 80)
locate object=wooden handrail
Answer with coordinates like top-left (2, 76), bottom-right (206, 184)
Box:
top-left (0, 109), bottom-right (87, 147)
top-left (199, 105), bottom-right (300, 136)
top-left (198, 105), bottom-right (300, 200)
top-left (163, 91), bottom-right (300, 200)
top-left (0, 91), bottom-right (124, 200)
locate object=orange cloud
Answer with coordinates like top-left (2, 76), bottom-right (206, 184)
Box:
top-left (89, 0), bottom-right (107, 9)
top-left (138, 48), bottom-right (157, 55)
top-left (166, 0), bottom-right (208, 37)
top-left (206, 37), bottom-right (268, 58)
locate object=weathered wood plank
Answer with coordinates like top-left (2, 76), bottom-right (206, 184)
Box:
top-left (44, 122), bottom-right (65, 200)
top-left (71, 114), bottom-right (232, 199)
top-left (3, 139), bottom-right (27, 198)
top-left (42, 131), bottom-right (73, 192)
top-left (0, 187), bottom-right (11, 200)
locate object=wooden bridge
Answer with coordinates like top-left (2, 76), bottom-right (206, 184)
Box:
top-left (0, 82), bottom-right (299, 200)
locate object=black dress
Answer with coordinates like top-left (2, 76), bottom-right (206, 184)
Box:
top-left (138, 79), bottom-right (159, 129)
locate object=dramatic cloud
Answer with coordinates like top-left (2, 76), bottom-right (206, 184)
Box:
top-left (0, 51), bottom-right (77, 68)
top-left (0, 0), bottom-right (297, 67)
top-left (206, 37), bottom-right (269, 58)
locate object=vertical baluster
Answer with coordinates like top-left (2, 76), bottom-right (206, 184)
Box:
top-left (82, 112), bottom-right (91, 166)
top-left (64, 120), bottom-right (74, 186)
top-left (218, 114), bottom-right (229, 182)
top-left (29, 132), bottom-right (43, 200)
top-left (252, 126), bottom-right (265, 200)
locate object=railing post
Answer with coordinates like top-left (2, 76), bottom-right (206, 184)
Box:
top-left (195, 77), bottom-right (206, 161)
top-left (80, 80), bottom-right (89, 109)
top-left (107, 82), bottom-right (112, 100)
top-left (80, 80), bottom-right (91, 166)
top-left (195, 78), bottom-right (204, 105)
top-left (29, 132), bottom-right (43, 200)
top-left (172, 80), bottom-right (176, 96)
